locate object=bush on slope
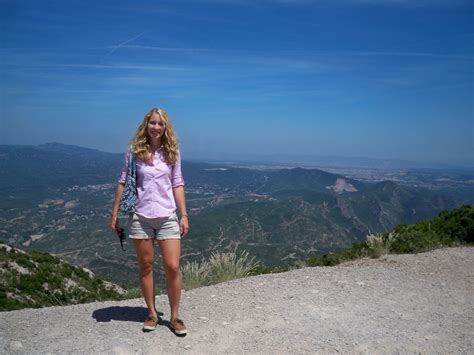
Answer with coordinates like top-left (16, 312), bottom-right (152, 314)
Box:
top-left (0, 244), bottom-right (127, 311)
top-left (307, 204), bottom-right (473, 267)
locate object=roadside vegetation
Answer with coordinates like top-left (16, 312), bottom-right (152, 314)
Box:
top-left (0, 245), bottom-right (139, 311)
top-left (181, 249), bottom-right (260, 290)
top-left (183, 205), bottom-right (473, 290)
top-left (306, 204), bottom-right (473, 267)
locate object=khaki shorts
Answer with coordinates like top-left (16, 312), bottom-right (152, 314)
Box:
top-left (128, 212), bottom-right (181, 240)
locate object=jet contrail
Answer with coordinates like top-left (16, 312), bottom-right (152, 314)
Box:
top-left (107, 31), bottom-right (147, 56)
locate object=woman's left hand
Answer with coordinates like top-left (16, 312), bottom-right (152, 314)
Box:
top-left (180, 216), bottom-right (189, 237)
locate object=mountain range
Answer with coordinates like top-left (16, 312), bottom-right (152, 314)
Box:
top-left (0, 143), bottom-right (469, 287)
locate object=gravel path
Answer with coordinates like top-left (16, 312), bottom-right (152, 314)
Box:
top-left (1, 246), bottom-right (473, 354)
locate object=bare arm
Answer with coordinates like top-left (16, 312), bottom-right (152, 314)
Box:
top-left (173, 185), bottom-right (189, 237)
top-left (110, 183), bottom-right (125, 231)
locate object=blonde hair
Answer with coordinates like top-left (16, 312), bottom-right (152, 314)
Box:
top-left (131, 107), bottom-right (179, 165)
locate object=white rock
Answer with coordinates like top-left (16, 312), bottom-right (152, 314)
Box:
top-left (10, 341), bottom-right (23, 349)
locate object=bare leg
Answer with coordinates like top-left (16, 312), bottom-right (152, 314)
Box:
top-left (157, 239), bottom-right (182, 320)
top-left (133, 239), bottom-right (158, 318)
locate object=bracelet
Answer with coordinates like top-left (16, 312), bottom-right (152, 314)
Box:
top-left (181, 214), bottom-right (188, 218)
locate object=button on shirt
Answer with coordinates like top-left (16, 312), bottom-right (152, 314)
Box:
top-left (118, 147), bottom-right (185, 218)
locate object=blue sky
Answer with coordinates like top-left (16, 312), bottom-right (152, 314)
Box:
top-left (1, 0), bottom-right (473, 167)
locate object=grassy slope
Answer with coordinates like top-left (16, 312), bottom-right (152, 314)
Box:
top-left (0, 244), bottom-right (127, 311)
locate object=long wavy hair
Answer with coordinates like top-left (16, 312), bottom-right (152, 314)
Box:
top-left (131, 107), bottom-right (179, 165)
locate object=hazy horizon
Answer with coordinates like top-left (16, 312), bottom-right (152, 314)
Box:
top-left (2, 141), bottom-right (473, 170)
top-left (2, 0), bottom-right (473, 167)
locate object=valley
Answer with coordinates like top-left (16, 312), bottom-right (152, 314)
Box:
top-left (0, 143), bottom-right (471, 287)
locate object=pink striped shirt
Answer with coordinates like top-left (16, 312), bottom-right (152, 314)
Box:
top-left (118, 146), bottom-right (185, 218)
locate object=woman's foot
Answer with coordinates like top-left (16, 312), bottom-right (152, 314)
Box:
top-left (142, 315), bottom-right (159, 332)
top-left (169, 317), bottom-right (187, 335)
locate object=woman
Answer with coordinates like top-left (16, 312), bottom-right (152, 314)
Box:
top-left (110, 107), bottom-right (189, 334)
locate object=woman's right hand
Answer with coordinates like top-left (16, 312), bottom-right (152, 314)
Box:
top-left (111, 183), bottom-right (125, 232)
top-left (111, 214), bottom-right (119, 232)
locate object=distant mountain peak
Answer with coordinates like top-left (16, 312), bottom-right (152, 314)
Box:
top-left (326, 178), bottom-right (358, 194)
top-left (38, 142), bottom-right (101, 153)
top-left (39, 142), bottom-right (67, 147)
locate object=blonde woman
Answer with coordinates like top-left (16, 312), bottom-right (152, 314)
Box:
top-left (111, 108), bottom-right (189, 334)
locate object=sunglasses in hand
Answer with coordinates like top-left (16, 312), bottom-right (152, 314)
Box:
top-left (115, 227), bottom-right (126, 251)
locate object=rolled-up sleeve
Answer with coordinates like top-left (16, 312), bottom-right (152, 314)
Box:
top-left (171, 150), bottom-right (185, 188)
top-left (118, 149), bottom-right (129, 184)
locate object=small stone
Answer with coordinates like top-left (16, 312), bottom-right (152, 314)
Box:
top-left (10, 341), bottom-right (23, 349)
top-left (199, 316), bottom-right (209, 321)
top-left (222, 321), bottom-right (229, 326)
top-left (184, 345), bottom-right (192, 350)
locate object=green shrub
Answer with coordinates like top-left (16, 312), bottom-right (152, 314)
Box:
top-left (1, 245), bottom-right (129, 311)
top-left (181, 260), bottom-right (211, 290)
top-left (390, 205), bottom-right (473, 254)
top-left (250, 264), bottom-right (291, 275)
top-left (341, 242), bottom-right (369, 260)
top-left (208, 249), bottom-right (260, 284)
top-left (306, 241), bottom-right (369, 267)
top-left (306, 205), bottom-right (473, 266)
top-left (306, 253), bottom-right (342, 266)
top-left (366, 232), bottom-right (397, 258)
top-left (30, 251), bottom-right (57, 264)
top-left (180, 249), bottom-right (260, 290)
top-left (435, 204), bottom-right (474, 243)
top-left (390, 229), bottom-right (454, 253)
top-left (14, 254), bottom-right (35, 269)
